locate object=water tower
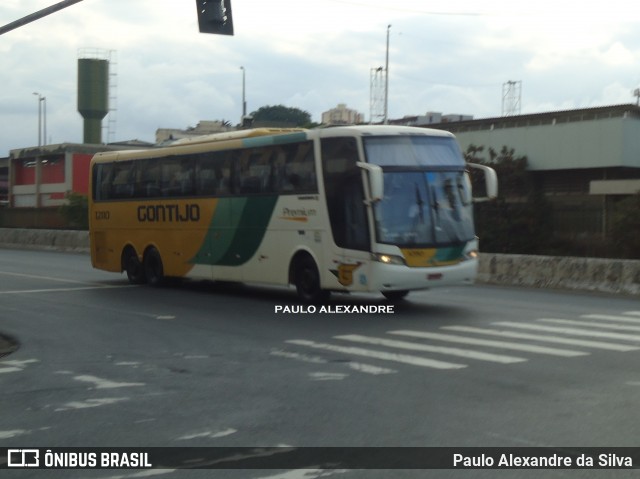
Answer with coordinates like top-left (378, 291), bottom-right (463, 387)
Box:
top-left (77, 49), bottom-right (109, 144)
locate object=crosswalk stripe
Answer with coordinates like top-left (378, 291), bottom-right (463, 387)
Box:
top-left (581, 314), bottom-right (640, 324)
top-left (493, 322), bottom-right (640, 342)
top-left (540, 318), bottom-right (640, 332)
top-left (286, 340), bottom-right (466, 370)
top-left (270, 349), bottom-right (396, 375)
top-left (624, 311), bottom-right (640, 317)
top-left (335, 335), bottom-right (526, 364)
top-left (441, 325), bottom-right (639, 352)
top-left (389, 330), bottom-right (587, 357)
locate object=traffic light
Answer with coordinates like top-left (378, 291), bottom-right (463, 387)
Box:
top-left (196, 0), bottom-right (234, 35)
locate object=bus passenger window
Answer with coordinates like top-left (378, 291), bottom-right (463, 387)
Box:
top-left (111, 162), bottom-right (135, 199)
top-left (279, 142), bottom-right (317, 194)
top-left (160, 157), bottom-right (194, 197)
top-left (95, 163), bottom-right (114, 201)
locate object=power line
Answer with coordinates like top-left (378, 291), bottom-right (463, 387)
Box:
top-left (327, 0), bottom-right (484, 16)
top-left (0, 0), bottom-right (85, 36)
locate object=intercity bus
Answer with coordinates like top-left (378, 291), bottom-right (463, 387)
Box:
top-left (89, 126), bottom-right (497, 302)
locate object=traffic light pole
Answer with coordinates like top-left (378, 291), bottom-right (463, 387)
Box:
top-left (0, 0), bottom-right (85, 36)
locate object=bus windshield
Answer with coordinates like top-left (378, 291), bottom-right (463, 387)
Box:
top-left (363, 136), bottom-right (474, 247)
top-left (364, 135), bottom-right (465, 168)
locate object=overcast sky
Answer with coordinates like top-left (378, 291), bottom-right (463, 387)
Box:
top-left (1, 0), bottom-right (639, 154)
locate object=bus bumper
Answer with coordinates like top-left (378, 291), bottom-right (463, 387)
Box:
top-left (370, 257), bottom-right (478, 293)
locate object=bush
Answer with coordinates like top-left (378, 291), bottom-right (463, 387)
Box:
top-left (466, 145), bottom-right (554, 254)
top-left (59, 192), bottom-right (88, 230)
top-left (610, 193), bottom-right (640, 259)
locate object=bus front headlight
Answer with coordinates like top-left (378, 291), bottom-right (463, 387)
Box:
top-left (371, 253), bottom-right (406, 266)
top-left (465, 249), bottom-right (479, 260)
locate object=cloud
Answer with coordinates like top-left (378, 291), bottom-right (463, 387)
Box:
top-left (2, 0), bottom-right (640, 154)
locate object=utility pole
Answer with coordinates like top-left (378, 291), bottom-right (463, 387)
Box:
top-left (240, 66), bottom-right (247, 121)
top-left (383, 24), bottom-right (391, 124)
top-left (0, 0), bottom-right (85, 36)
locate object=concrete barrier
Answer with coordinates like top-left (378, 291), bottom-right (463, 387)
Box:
top-left (478, 253), bottom-right (640, 296)
top-left (1, 228), bottom-right (639, 295)
top-left (0, 228), bottom-right (89, 253)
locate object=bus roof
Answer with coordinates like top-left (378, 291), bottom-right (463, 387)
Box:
top-left (311, 125), bottom-right (455, 139)
top-left (169, 127), bottom-right (307, 146)
top-left (91, 125), bottom-right (456, 163)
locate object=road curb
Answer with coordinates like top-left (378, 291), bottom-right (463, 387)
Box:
top-left (0, 333), bottom-right (19, 359)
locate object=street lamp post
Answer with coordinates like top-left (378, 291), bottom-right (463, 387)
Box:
top-left (32, 92), bottom-right (47, 147)
top-left (384, 24), bottom-right (390, 125)
top-left (240, 66), bottom-right (247, 122)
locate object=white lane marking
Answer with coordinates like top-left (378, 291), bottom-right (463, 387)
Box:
top-left (336, 334), bottom-right (527, 364)
top-left (347, 362), bottom-right (396, 375)
top-left (1, 358), bottom-right (39, 367)
top-left (441, 325), bottom-right (639, 352)
top-left (55, 397), bottom-right (129, 411)
top-left (0, 285), bottom-right (134, 295)
top-left (178, 428), bottom-right (238, 440)
top-left (389, 330), bottom-right (587, 357)
top-left (0, 429), bottom-right (28, 439)
top-left (255, 469), bottom-right (349, 479)
top-left (0, 270), bottom-right (103, 284)
top-left (271, 349), bottom-right (397, 375)
top-left (541, 318), bottom-right (640, 332)
top-left (624, 311), bottom-right (640, 316)
top-left (582, 314), bottom-right (640, 323)
top-left (97, 469), bottom-right (177, 479)
top-left (0, 367), bottom-right (22, 373)
top-left (286, 339), bottom-right (466, 370)
top-left (271, 349), bottom-right (327, 364)
top-left (309, 372), bottom-right (349, 381)
top-left (0, 358), bottom-right (40, 373)
top-left (494, 322), bottom-right (640, 341)
top-left (73, 375), bottom-right (145, 389)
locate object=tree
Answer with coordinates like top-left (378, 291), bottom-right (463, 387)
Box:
top-left (610, 193), bottom-right (640, 259)
top-left (59, 192), bottom-right (88, 230)
top-left (466, 145), bottom-right (552, 254)
top-left (250, 105), bottom-right (312, 127)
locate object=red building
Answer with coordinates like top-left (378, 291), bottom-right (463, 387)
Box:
top-left (8, 142), bottom-right (150, 207)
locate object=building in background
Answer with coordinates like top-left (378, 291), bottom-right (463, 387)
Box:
top-left (428, 104), bottom-right (640, 239)
top-left (156, 120), bottom-right (233, 144)
top-left (7, 142), bottom-right (151, 208)
top-left (0, 156), bottom-right (8, 206)
top-left (321, 104), bottom-right (364, 125)
top-left (390, 111), bottom-right (473, 127)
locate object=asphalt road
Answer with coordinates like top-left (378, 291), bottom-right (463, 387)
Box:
top-left (1, 248), bottom-right (639, 479)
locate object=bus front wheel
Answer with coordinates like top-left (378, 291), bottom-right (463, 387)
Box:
top-left (144, 247), bottom-right (165, 287)
top-left (382, 290), bottom-right (409, 301)
top-left (293, 255), bottom-right (330, 304)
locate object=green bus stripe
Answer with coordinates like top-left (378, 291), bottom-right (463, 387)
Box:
top-left (191, 196), bottom-right (279, 267)
top-left (241, 132), bottom-right (308, 148)
top-left (215, 196), bottom-right (279, 266)
top-left (434, 245), bottom-right (466, 262)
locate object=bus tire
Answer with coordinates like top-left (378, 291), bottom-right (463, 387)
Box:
top-left (382, 290), bottom-right (409, 301)
top-left (123, 247), bottom-right (146, 284)
top-left (144, 247), bottom-right (165, 287)
top-left (293, 254), bottom-right (330, 304)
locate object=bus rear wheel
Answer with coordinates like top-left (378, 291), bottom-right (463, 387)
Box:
top-left (144, 247), bottom-right (165, 287)
top-left (123, 247), bottom-right (146, 284)
top-left (294, 255), bottom-right (330, 304)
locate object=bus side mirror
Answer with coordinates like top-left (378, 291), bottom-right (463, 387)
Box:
top-left (467, 163), bottom-right (498, 202)
top-left (357, 162), bottom-right (384, 203)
